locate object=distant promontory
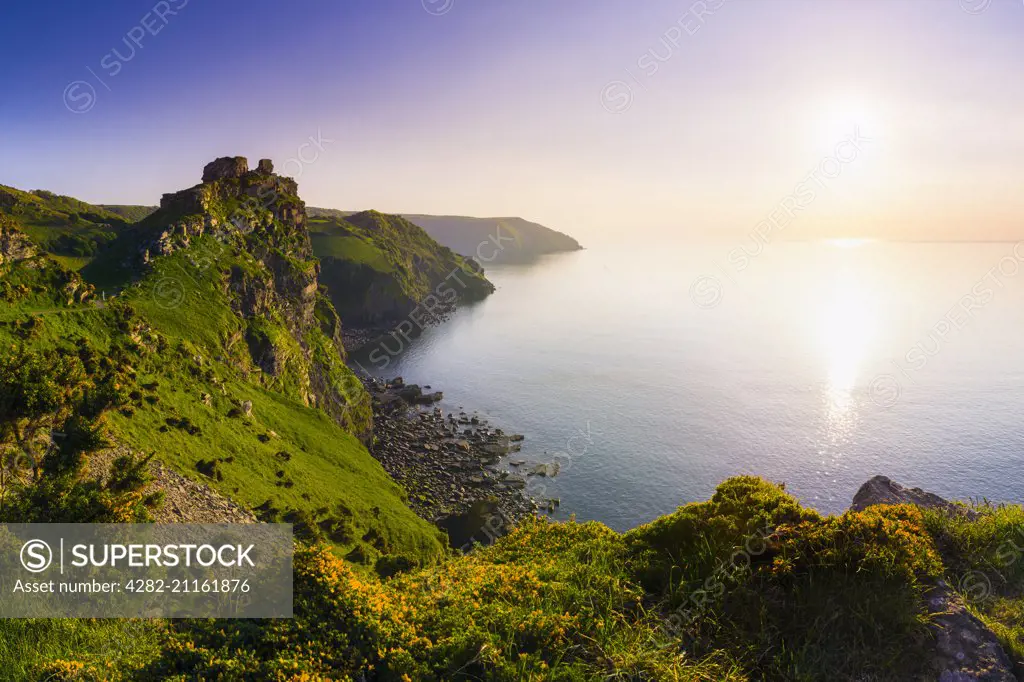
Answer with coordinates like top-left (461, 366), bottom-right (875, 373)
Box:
top-left (102, 205), bottom-right (584, 265)
top-left (308, 209), bottom-right (582, 264)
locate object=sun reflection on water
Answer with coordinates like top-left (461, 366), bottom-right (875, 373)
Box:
top-left (816, 258), bottom-right (877, 448)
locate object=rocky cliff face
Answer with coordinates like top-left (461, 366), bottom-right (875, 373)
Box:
top-left (112, 157), bottom-right (371, 438)
top-left (0, 215), bottom-right (95, 306)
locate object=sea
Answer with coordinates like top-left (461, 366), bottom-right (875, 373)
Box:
top-left (356, 240), bottom-right (1024, 532)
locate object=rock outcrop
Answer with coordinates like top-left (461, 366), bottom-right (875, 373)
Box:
top-left (851, 477), bottom-right (1015, 681)
top-left (98, 157), bottom-right (373, 439)
top-left (202, 156), bottom-right (250, 183)
top-left (928, 581), bottom-right (1017, 682)
top-left (0, 217), bottom-right (37, 265)
top-left (87, 447), bottom-right (256, 524)
top-left (852, 475), bottom-right (977, 519)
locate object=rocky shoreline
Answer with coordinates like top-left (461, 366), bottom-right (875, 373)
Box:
top-left (342, 301), bottom-right (467, 356)
top-left (362, 375), bottom-right (560, 548)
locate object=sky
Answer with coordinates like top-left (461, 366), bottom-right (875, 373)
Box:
top-left (2, 0), bottom-right (1023, 246)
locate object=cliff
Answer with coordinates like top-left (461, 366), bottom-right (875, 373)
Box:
top-left (306, 208), bottom-right (583, 264)
top-left (3, 157), bottom-right (447, 574)
top-left (310, 209), bottom-right (494, 331)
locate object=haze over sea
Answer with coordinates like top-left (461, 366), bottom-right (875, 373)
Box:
top-left (360, 239), bottom-right (1024, 531)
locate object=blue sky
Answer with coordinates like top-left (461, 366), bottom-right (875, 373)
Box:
top-left (2, 0), bottom-right (1023, 243)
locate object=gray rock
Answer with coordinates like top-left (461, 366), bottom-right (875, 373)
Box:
top-left (240, 400), bottom-right (253, 417)
top-left (202, 156), bottom-right (249, 183)
top-left (852, 475), bottom-right (977, 519)
top-left (0, 221), bottom-right (37, 265)
top-left (502, 476), bottom-right (526, 489)
top-left (930, 582), bottom-right (1016, 681)
top-left (529, 462), bottom-right (560, 478)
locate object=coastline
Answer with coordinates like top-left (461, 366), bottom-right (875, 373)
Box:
top-left (361, 375), bottom-right (560, 548)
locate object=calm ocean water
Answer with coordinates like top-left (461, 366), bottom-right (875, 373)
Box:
top-left (357, 240), bottom-right (1024, 532)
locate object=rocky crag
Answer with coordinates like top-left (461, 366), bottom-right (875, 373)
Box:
top-left (89, 156), bottom-right (372, 437)
top-left (0, 216), bottom-right (37, 265)
top-left (2, 157), bottom-right (451, 566)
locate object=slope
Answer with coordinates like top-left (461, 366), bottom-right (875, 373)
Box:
top-left (310, 210), bottom-right (494, 328)
top-left (2, 158), bottom-right (446, 566)
top-left (0, 184), bottom-right (134, 269)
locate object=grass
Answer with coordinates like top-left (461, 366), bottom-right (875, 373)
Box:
top-left (923, 503), bottom-right (1024, 675)
top-left (48, 255), bottom-right (92, 271)
top-left (0, 474), bottom-right (1019, 680)
top-left (98, 205), bottom-right (158, 223)
top-left (0, 619), bottom-right (163, 680)
top-left (0, 184), bottom-right (130, 262)
top-left (310, 211), bottom-right (494, 325)
top-left (309, 226), bottom-right (395, 273)
top-left (1, 235), bottom-right (445, 568)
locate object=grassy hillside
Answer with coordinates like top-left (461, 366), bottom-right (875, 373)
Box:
top-left (0, 185), bottom-right (133, 267)
top-left (308, 207), bottom-right (582, 264)
top-left (1, 163), bottom-right (447, 569)
top-left (310, 210), bottom-right (494, 327)
top-left (7, 476), bottom-right (1021, 680)
top-left (5, 171), bottom-right (1020, 681)
top-left (99, 204), bottom-right (158, 223)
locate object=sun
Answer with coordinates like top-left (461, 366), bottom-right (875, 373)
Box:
top-left (811, 93), bottom-right (884, 152)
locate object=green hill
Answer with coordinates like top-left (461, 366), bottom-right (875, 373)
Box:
top-left (99, 204), bottom-right (159, 223)
top-left (0, 185), bottom-right (134, 270)
top-left (309, 207), bottom-right (583, 264)
top-left (1, 157), bottom-right (446, 569)
top-left (310, 210), bottom-right (494, 328)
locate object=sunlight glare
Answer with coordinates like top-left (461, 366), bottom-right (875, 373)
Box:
top-left (817, 265), bottom-right (877, 403)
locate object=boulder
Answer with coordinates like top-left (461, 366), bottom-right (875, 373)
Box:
top-left (929, 581), bottom-right (1016, 681)
top-left (498, 474), bottom-right (526, 489)
top-left (256, 158), bottom-right (274, 174)
top-left (397, 385), bottom-right (443, 405)
top-left (851, 475), bottom-right (976, 519)
top-left (240, 400), bottom-right (253, 417)
top-left (529, 462), bottom-right (560, 478)
top-left (202, 156), bottom-right (249, 183)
